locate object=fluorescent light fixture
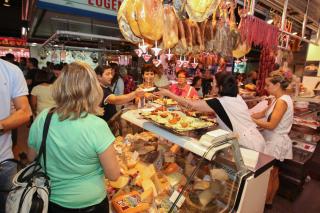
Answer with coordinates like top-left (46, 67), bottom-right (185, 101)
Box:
top-left (292, 32), bottom-right (298, 35)
top-left (267, 19), bottom-right (273, 24)
top-left (31, 43), bottom-right (38, 46)
top-left (21, 27), bottom-right (27, 36)
top-left (3, 0), bottom-right (11, 7)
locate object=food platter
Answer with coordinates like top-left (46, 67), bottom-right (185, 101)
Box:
top-left (153, 98), bottom-right (178, 106)
top-left (140, 108), bottom-right (216, 134)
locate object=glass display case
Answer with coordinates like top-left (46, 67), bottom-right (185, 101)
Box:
top-left (170, 139), bottom-right (251, 213)
top-left (106, 108), bottom-right (274, 213)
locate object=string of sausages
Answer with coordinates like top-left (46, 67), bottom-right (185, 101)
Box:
top-left (239, 15), bottom-right (279, 50)
top-left (257, 48), bottom-right (276, 95)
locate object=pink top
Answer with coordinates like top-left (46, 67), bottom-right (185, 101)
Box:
top-left (169, 84), bottom-right (199, 99)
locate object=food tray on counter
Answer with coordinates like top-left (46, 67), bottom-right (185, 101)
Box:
top-left (152, 98), bottom-right (178, 106)
top-left (140, 109), bottom-right (216, 134)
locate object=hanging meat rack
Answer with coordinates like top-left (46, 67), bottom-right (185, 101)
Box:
top-left (248, 0), bottom-right (320, 49)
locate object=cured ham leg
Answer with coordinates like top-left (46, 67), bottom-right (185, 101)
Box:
top-left (118, 0), bottom-right (142, 44)
top-left (199, 21), bottom-right (207, 52)
top-left (186, 0), bottom-right (222, 22)
top-left (173, 20), bottom-right (188, 55)
top-left (205, 18), bottom-right (214, 51)
top-left (125, 0), bottom-right (141, 37)
top-left (183, 20), bottom-right (193, 54)
top-left (189, 20), bottom-right (203, 53)
top-left (135, 0), bottom-right (164, 41)
top-left (163, 4), bottom-right (179, 49)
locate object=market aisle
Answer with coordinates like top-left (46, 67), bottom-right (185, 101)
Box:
top-left (265, 179), bottom-right (320, 213)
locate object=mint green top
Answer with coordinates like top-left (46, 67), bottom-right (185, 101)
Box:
top-left (28, 109), bottom-right (115, 208)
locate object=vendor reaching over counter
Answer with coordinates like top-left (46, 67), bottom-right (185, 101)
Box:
top-left (95, 65), bottom-right (145, 123)
top-left (155, 71), bottom-right (265, 153)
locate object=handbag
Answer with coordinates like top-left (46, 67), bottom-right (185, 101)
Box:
top-left (6, 110), bottom-right (54, 213)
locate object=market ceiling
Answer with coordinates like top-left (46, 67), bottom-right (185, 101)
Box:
top-left (1, 0), bottom-right (319, 46)
top-left (0, 0), bottom-right (22, 38)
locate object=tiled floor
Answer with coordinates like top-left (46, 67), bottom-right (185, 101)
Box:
top-left (265, 179), bottom-right (320, 213)
top-left (13, 125), bottom-right (320, 213)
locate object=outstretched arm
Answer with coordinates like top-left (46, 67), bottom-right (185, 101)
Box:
top-left (105, 88), bottom-right (144, 105)
top-left (155, 88), bottom-right (213, 113)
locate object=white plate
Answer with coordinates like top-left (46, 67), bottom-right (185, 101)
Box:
top-left (142, 87), bottom-right (156, 92)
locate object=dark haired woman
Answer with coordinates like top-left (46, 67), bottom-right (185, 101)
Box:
top-left (156, 71), bottom-right (265, 152)
top-left (251, 70), bottom-right (293, 206)
top-left (109, 63), bottom-right (124, 96)
top-left (191, 76), bottom-right (203, 98)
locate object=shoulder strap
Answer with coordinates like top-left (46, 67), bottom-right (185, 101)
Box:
top-left (35, 109), bottom-right (54, 174)
top-left (112, 78), bottom-right (119, 93)
top-left (206, 98), bottom-right (233, 131)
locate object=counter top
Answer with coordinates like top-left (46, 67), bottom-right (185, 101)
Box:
top-left (294, 96), bottom-right (320, 104)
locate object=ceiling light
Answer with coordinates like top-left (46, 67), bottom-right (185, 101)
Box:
top-left (54, 44), bottom-right (59, 47)
top-left (292, 32), bottom-right (298, 35)
top-left (267, 19), bottom-right (273, 24)
top-left (21, 27), bottom-right (27, 36)
top-left (31, 43), bottom-right (38, 46)
top-left (303, 36), bottom-right (307, 39)
top-left (3, 0), bottom-right (11, 7)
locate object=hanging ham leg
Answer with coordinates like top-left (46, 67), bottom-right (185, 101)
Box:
top-left (173, 20), bottom-right (188, 55)
top-left (125, 0), bottom-right (141, 37)
top-left (135, 0), bottom-right (164, 41)
top-left (205, 18), bottom-right (214, 51)
top-left (163, 4), bottom-right (179, 49)
top-left (229, 3), bottom-right (240, 50)
top-left (183, 20), bottom-right (193, 54)
top-left (199, 21), bottom-right (207, 52)
top-left (178, 20), bottom-right (187, 50)
top-left (190, 20), bottom-right (203, 53)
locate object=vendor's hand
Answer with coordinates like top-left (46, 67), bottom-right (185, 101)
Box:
top-left (154, 88), bottom-right (170, 97)
top-left (134, 88), bottom-right (145, 98)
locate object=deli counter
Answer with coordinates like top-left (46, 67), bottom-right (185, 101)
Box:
top-left (105, 107), bottom-right (275, 213)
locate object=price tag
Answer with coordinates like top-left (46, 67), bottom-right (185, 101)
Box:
top-left (169, 190), bottom-right (185, 208)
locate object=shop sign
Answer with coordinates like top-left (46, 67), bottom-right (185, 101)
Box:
top-left (37, 0), bottom-right (122, 21)
top-left (0, 37), bottom-right (27, 47)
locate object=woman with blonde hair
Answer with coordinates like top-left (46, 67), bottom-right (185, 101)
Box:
top-left (27, 61), bottom-right (120, 212)
top-left (251, 69), bottom-right (294, 206)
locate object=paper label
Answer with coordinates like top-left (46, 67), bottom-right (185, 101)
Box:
top-left (169, 190), bottom-right (185, 208)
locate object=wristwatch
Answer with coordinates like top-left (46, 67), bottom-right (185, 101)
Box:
top-left (0, 123), bottom-right (4, 136)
